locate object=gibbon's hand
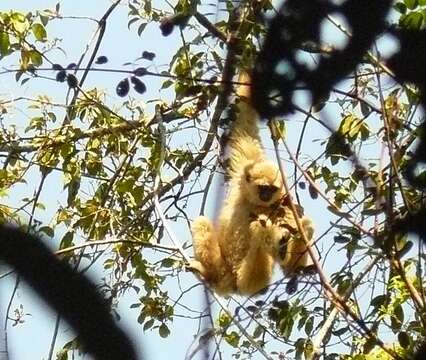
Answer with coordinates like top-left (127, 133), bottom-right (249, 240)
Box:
top-left (249, 214), bottom-right (272, 239)
top-left (0, 224), bottom-right (137, 360)
top-left (249, 214), bottom-right (285, 249)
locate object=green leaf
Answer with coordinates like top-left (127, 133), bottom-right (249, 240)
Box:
top-left (396, 240), bottom-right (413, 259)
top-left (392, 304), bottom-right (404, 331)
top-left (128, 17), bottom-right (139, 29)
top-left (325, 132), bottom-right (351, 162)
top-left (224, 331), bottom-right (240, 347)
top-left (360, 101), bottom-right (372, 117)
top-left (0, 32), bottom-right (10, 57)
top-left (137, 22), bottom-right (147, 36)
top-left (143, 318), bottom-right (154, 331)
top-left (279, 316), bottom-right (294, 339)
top-left (295, 338), bottom-right (305, 360)
top-left (29, 50), bottom-right (43, 67)
top-left (400, 11), bottom-right (424, 29)
top-left (10, 12), bottom-right (29, 34)
top-left (56, 349), bottom-right (68, 360)
top-left (39, 226), bottom-right (54, 237)
top-left (339, 113), bottom-right (369, 140)
top-left (161, 79), bottom-right (173, 89)
top-left (39, 14), bottom-right (49, 26)
top-left (103, 259), bottom-right (115, 270)
top-left (67, 179), bottom-right (80, 206)
top-left (268, 119), bottom-right (286, 141)
top-left (144, 0), bottom-right (152, 14)
top-left (59, 231), bottom-right (74, 250)
top-left (161, 258), bottom-right (176, 268)
top-left (253, 325), bottom-right (264, 339)
top-left (404, 0), bottom-right (418, 9)
top-left (305, 316), bottom-right (314, 336)
top-left (363, 337), bottom-right (376, 354)
top-left (32, 23), bottom-right (47, 41)
top-left (394, 2), bottom-right (407, 13)
top-left (370, 294), bottom-right (387, 309)
top-left (333, 327), bottom-right (349, 336)
top-left (159, 323), bottom-right (170, 338)
top-left (218, 312), bottom-right (231, 327)
top-left (304, 339), bottom-right (314, 359)
top-left (334, 235), bottom-right (351, 243)
top-left (398, 331), bottom-right (410, 348)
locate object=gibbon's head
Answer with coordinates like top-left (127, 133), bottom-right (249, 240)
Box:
top-left (242, 161), bottom-right (285, 206)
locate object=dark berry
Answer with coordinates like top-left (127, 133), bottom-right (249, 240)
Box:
top-left (133, 67), bottom-right (148, 77)
top-left (116, 78), bottom-right (130, 97)
top-left (130, 77), bottom-right (147, 94)
top-left (142, 51), bottom-right (156, 61)
top-left (56, 70), bottom-right (67, 82)
top-left (52, 64), bottom-right (63, 71)
top-left (286, 276), bottom-right (298, 295)
top-left (308, 184), bottom-right (318, 199)
top-left (95, 56), bottom-right (108, 64)
top-left (66, 74), bottom-right (78, 88)
top-left (160, 17), bottom-right (174, 36)
top-left (66, 63), bottom-right (77, 70)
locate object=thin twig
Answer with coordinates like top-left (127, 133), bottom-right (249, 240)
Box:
top-left (310, 255), bottom-right (382, 359)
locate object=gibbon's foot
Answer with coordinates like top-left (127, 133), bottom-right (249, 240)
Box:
top-left (191, 216), bottom-right (213, 237)
top-left (249, 214), bottom-right (271, 246)
top-left (250, 214), bottom-right (288, 249)
top-left (249, 213), bottom-right (271, 231)
top-left (258, 213), bottom-right (269, 227)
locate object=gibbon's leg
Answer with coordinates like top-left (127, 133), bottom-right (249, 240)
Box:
top-left (301, 217), bottom-right (314, 241)
top-left (280, 217), bottom-right (315, 274)
top-left (237, 244), bottom-right (274, 295)
top-left (236, 216), bottom-right (279, 295)
top-left (301, 217), bottom-right (315, 269)
top-left (293, 217), bottom-right (315, 269)
top-left (190, 216), bottom-right (224, 283)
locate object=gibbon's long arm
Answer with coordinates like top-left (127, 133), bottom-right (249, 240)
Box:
top-left (227, 72), bottom-right (265, 179)
top-left (0, 224), bottom-right (137, 360)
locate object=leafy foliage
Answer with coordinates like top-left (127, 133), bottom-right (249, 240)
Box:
top-left (1, 1), bottom-right (426, 360)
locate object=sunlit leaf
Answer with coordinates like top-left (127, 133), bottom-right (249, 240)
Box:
top-left (32, 23), bottom-right (47, 41)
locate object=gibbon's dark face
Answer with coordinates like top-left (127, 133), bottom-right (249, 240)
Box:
top-left (243, 161), bottom-right (285, 206)
top-left (258, 184), bottom-right (279, 202)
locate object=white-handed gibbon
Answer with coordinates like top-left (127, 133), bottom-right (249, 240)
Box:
top-left (191, 72), bottom-right (314, 296)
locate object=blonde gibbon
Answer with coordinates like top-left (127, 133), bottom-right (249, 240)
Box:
top-left (191, 72), bottom-right (314, 296)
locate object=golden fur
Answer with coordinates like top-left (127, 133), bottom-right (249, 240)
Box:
top-left (251, 197), bottom-right (314, 276)
top-left (191, 72), bottom-right (314, 296)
